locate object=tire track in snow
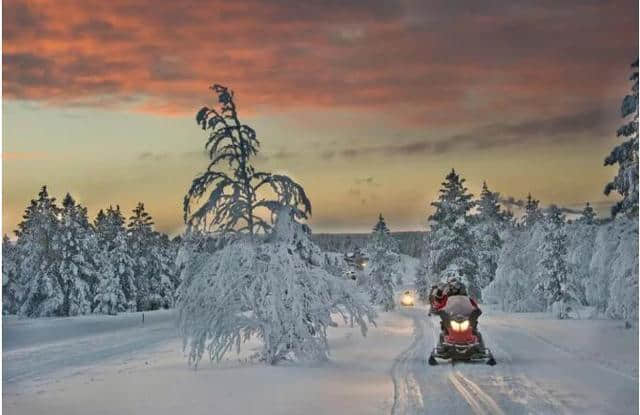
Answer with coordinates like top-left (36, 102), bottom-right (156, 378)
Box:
top-left (391, 308), bottom-right (427, 415)
top-left (449, 370), bottom-right (505, 415)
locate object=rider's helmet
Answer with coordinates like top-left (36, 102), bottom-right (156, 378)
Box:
top-left (444, 277), bottom-right (467, 296)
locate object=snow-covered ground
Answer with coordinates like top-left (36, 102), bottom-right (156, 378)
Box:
top-left (3, 295), bottom-right (638, 414)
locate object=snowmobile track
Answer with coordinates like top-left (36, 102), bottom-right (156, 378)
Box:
top-left (391, 309), bottom-right (427, 415)
top-left (448, 370), bottom-right (505, 415)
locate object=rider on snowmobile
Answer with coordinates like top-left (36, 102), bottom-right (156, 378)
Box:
top-left (428, 278), bottom-right (483, 344)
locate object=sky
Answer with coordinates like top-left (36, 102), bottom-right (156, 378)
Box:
top-left (3, 0), bottom-right (638, 235)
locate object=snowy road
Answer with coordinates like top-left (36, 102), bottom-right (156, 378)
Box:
top-left (3, 305), bottom-right (638, 414)
top-left (391, 306), bottom-right (638, 415)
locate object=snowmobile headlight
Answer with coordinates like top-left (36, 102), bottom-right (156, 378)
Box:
top-left (401, 292), bottom-right (414, 306)
top-left (450, 320), bottom-right (470, 332)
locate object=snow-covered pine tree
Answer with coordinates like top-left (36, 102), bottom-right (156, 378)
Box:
top-left (179, 209), bottom-right (375, 365)
top-left (127, 203), bottom-right (172, 310)
top-left (365, 214), bottom-right (400, 311)
top-left (153, 233), bottom-right (179, 308)
top-left (178, 85), bottom-right (373, 365)
top-left (418, 169), bottom-right (479, 300)
top-left (16, 186), bottom-right (65, 317)
top-left (535, 208), bottom-right (577, 319)
top-left (476, 181), bottom-right (504, 223)
top-left (522, 194), bottom-right (543, 228)
top-left (2, 236), bottom-right (20, 315)
top-left (94, 206), bottom-right (135, 313)
top-left (473, 181), bottom-right (504, 290)
top-left (545, 204), bottom-right (566, 227)
top-left (185, 84), bottom-right (311, 234)
top-left (54, 193), bottom-right (99, 316)
top-left (372, 213), bottom-right (390, 234)
top-left (604, 59), bottom-right (639, 217)
top-left (93, 257), bottom-right (127, 315)
top-left (576, 202), bottom-right (597, 225)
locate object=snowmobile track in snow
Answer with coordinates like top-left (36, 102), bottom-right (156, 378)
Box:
top-left (391, 307), bottom-right (506, 415)
top-left (448, 370), bottom-right (505, 415)
top-left (390, 308), bottom-right (427, 414)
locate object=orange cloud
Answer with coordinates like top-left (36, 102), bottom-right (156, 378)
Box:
top-left (3, 0), bottom-right (637, 127)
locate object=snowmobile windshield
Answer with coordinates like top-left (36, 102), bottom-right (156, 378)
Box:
top-left (442, 295), bottom-right (475, 319)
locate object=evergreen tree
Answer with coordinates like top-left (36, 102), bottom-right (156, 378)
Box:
top-left (366, 214), bottom-right (399, 311)
top-left (185, 84), bottom-right (311, 234)
top-left (94, 206), bottom-right (136, 313)
top-left (95, 205), bottom-right (126, 245)
top-left (372, 213), bottom-right (390, 234)
top-left (604, 59), bottom-right (639, 217)
top-left (179, 208), bottom-right (375, 365)
top-left (54, 193), bottom-right (98, 316)
top-left (428, 169), bottom-right (475, 226)
top-left (576, 202), bottom-right (597, 225)
top-left (178, 85), bottom-right (373, 365)
top-left (522, 194), bottom-right (543, 228)
top-left (473, 181), bottom-right (504, 288)
top-left (545, 204), bottom-right (566, 227)
top-left (418, 169), bottom-right (479, 300)
top-left (2, 236), bottom-right (20, 315)
top-left (16, 186), bottom-right (65, 317)
top-left (128, 203), bottom-right (170, 310)
top-left (476, 181), bottom-right (503, 223)
top-left (93, 255), bottom-right (127, 315)
top-left (535, 213), bottom-right (576, 319)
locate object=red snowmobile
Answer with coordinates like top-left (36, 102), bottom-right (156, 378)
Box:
top-left (428, 295), bottom-right (496, 366)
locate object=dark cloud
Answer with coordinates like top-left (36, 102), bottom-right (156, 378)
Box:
top-left (336, 107), bottom-right (617, 159)
top-left (71, 19), bottom-right (131, 41)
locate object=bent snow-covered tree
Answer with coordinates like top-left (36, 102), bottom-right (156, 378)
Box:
top-left (179, 210), bottom-right (375, 365)
top-left (178, 85), bottom-right (374, 365)
top-left (604, 59), bottom-right (639, 217)
top-left (185, 84), bottom-right (311, 234)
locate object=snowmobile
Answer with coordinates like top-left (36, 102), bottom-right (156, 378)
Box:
top-left (428, 295), bottom-right (496, 366)
top-left (400, 290), bottom-right (415, 307)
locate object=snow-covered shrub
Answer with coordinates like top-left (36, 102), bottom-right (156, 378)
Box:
top-left (178, 210), bottom-right (375, 366)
